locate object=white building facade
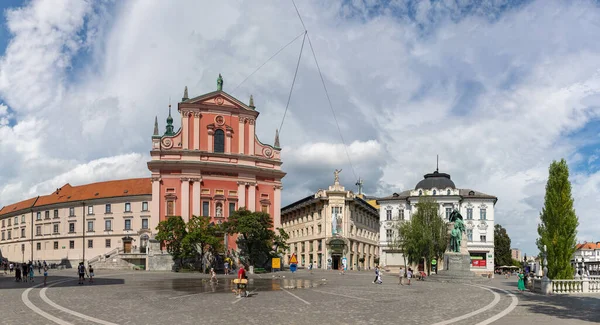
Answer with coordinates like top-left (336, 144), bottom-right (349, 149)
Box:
top-left (0, 178), bottom-right (153, 268)
top-left (281, 176), bottom-right (379, 271)
top-left (376, 170), bottom-right (497, 275)
top-left (573, 242), bottom-right (600, 275)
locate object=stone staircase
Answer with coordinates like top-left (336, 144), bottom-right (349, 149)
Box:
top-left (88, 248), bottom-right (141, 270)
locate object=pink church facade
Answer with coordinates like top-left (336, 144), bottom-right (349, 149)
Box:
top-left (147, 75), bottom-right (285, 250)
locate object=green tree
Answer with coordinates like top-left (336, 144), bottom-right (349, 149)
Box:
top-left (536, 158), bottom-right (579, 279)
top-left (184, 215), bottom-right (224, 272)
top-left (398, 197), bottom-right (449, 275)
top-left (494, 224), bottom-right (512, 266)
top-left (272, 228), bottom-right (290, 256)
top-left (155, 216), bottom-right (188, 267)
top-left (224, 208), bottom-right (276, 267)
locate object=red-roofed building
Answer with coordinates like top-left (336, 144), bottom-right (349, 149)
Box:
top-left (574, 241), bottom-right (600, 275)
top-left (1, 179), bottom-right (151, 266)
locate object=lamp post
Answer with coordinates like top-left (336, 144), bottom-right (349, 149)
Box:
top-left (523, 253), bottom-right (527, 273)
top-left (542, 244), bottom-right (548, 280)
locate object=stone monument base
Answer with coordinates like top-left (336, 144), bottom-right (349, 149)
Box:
top-left (429, 252), bottom-right (489, 284)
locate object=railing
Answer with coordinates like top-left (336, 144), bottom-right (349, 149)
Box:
top-left (552, 280), bottom-right (584, 294)
top-left (551, 278), bottom-right (600, 294)
top-left (88, 248), bottom-right (123, 265)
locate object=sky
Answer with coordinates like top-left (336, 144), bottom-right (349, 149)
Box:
top-left (1, 0), bottom-right (600, 257)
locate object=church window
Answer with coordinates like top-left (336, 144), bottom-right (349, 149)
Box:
top-left (214, 129), bottom-right (225, 153)
top-left (418, 190), bottom-right (422, 196)
top-left (447, 189), bottom-right (451, 195)
top-left (433, 190), bottom-right (436, 195)
top-left (202, 202), bottom-right (210, 216)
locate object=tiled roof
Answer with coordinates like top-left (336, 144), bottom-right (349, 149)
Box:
top-left (0, 178), bottom-right (151, 217)
top-left (0, 197), bottom-right (39, 217)
top-left (576, 242), bottom-right (600, 250)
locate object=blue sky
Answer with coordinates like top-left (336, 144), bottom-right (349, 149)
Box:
top-left (1, 0), bottom-right (600, 258)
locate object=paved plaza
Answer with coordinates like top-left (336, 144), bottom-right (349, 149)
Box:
top-left (1, 270), bottom-right (600, 324)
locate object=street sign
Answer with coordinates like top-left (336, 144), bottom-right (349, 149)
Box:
top-left (290, 264), bottom-right (297, 273)
top-left (289, 253), bottom-right (298, 264)
top-left (272, 258), bottom-right (281, 270)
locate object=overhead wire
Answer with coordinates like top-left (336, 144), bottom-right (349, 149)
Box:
top-left (289, 0), bottom-right (359, 181)
top-left (232, 30), bottom-right (307, 93)
top-left (279, 31), bottom-right (307, 134)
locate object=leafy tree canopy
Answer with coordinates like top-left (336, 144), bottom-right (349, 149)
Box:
top-left (536, 159), bottom-right (579, 279)
top-left (494, 224), bottom-right (512, 267)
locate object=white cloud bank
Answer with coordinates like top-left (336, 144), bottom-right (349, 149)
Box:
top-left (1, 0), bottom-right (600, 255)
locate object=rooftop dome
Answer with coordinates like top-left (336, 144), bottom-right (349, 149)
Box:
top-left (414, 170), bottom-right (456, 190)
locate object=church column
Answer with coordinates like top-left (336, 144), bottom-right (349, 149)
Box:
top-left (207, 127), bottom-right (214, 152)
top-left (273, 185), bottom-right (282, 229)
top-left (192, 178), bottom-right (201, 217)
top-left (225, 129), bottom-right (232, 154)
top-left (193, 113), bottom-right (200, 150)
top-left (365, 244), bottom-right (370, 269)
top-left (151, 177), bottom-right (161, 228)
top-left (247, 119), bottom-right (255, 155)
top-left (181, 178), bottom-right (190, 223)
top-left (237, 181), bottom-right (246, 209)
top-left (248, 183), bottom-right (256, 211)
top-left (182, 112), bottom-right (189, 149)
top-left (238, 117), bottom-right (245, 154)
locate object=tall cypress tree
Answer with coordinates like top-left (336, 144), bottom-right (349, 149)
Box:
top-left (536, 159), bottom-right (579, 279)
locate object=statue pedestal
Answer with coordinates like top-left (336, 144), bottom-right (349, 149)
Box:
top-left (429, 252), bottom-right (485, 283)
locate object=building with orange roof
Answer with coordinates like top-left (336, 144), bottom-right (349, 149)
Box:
top-left (573, 241), bottom-right (600, 275)
top-left (148, 75), bottom-right (285, 253)
top-left (0, 178), bottom-right (151, 267)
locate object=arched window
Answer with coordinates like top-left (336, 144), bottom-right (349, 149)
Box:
top-left (433, 190), bottom-right (436, 195)
top-left (447, 189), bottom-right (451, 195)
top-left (214, 129), bottom-right (225, 153)
top-left (418, 190), bottom-right (422, 196)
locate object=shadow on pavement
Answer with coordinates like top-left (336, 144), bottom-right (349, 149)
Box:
top-left (518, 293), bottom-right (600, 323)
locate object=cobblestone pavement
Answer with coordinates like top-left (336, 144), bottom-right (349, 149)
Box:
top-left (1, 270), bottom-right (599, 324)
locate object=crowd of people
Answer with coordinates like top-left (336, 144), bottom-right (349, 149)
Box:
top-left (2, 260), bottom-right (50, 286)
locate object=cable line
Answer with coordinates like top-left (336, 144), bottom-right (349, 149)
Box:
top-left (279, 31), bottom-right (307, 134)
top-left (289, 0), bottom-right (359, 181)
top-left (232, 30), bottom-right (307, 93)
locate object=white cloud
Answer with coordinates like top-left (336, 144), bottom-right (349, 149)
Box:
top-left (1, 0), bottom-right (600, 256)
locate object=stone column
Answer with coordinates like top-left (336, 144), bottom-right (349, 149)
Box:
top-left (181, 178), bottom-right (190, 223)
top-left (193, 113), bottom-right (200, 150)
top-left (248, 183), bottom-right (256, 211)
top-left (182, 113), bottom-right (189, 149)
top-left (225, 130), bottom-right (232, 153)
top-left (247, 119), bottom-right (255, 155)
top-left (237, 182), bottom-right (246, 209)
top-left (192, 178), bottom-right (201, 217)
top-left (238, 117), bottom-right (245, 154)
top-left (151, 177), bottom-right (161, 229)
top-left (273, 185), bottom-right (282, 229)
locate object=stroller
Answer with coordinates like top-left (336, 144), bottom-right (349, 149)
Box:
top-left (233, 278), bottom-right (249, 297)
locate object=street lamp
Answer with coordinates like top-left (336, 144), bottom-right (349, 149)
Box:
top-left (542, 245), bottom-right (548, 280)
top-left (523, 253), bottom-right (527, 272)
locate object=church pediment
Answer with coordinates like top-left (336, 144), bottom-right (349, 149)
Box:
top-left (184, 91), bottom-right (254, 111)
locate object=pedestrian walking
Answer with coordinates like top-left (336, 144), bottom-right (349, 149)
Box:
top-left (15, 266), bottom-right (21, 282)
top-left (77, 262), bottom-right (86, 284)
top-left (9, 262), bottom-right (14, 273)
top-left (407, 268), bottom-right (412, 285)
top-left (373, 265), bottom-right (382, 284)
top-left (22, 263), bottom-right (28, 283)
top-left (399, 267), bottom-right (405, 285)
top-left (29, 264), bottom-right (35, 282)
top-left (43, 265), bottom-right (48, 286)
top-left (224, 261), bottom-right (229, 275)
top-left (88, 265), bottom-right (94, 283)
top-left (517, 271), bottom-right (526, 291)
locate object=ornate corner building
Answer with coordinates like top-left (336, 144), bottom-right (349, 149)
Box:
top-left (148, 75), bottom-right (286, 250)
top-left (377, 170), bottom-right (498, 275)
top-left (280, 174), bottom-right (379, 271)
